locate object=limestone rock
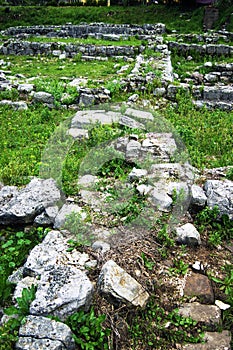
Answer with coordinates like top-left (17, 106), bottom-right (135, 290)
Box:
top-left (54, 203), bottom-right (86, 229)
top-left (23, 230), bottom-right (90, 276)
top-left (0, 178), bottom-right (62, 225)
top-left (16, 338), bottom-right (65, 350)
top-left (16, 315), bottom-right (75, 350)
top-left (184, 272), bottom-right (214, 304)
top-left (32, 91), bottom-right (55, 106)
top-left (182, 330), bottom-right (231, 349)
top-left (128, 168), bottom-right (148, 181)
top-left (175, 223), bottom-right (201, 246)
top-left (204, 179), bottom-right (233, 219)
top-left (191, 184), bottom-right (207, 208)
top-left (18, 83), bottom-right (34, 93)
top-left (71, 110), bottom-right (120, 129)
top-left (149, 186), bottom-right (173, 212)
top-left (98, 260), bottom-right (149, 307)
top-left (92, 240), bottom-right (111, 254)
top-left (30, 265), bottom-right (93, 320)
top-left (0, 100), bottom-right (28, 110)
top-left (178, 302), bottom-right (221, 326)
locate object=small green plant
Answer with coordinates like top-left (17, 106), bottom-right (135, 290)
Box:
top-left (65, 307), bottom-right (110, 350)
top-left (169, 259), bottom-right (189, 276)
top-left (156, 224), bottom-right (175, 248)
top-left (141, 252), bottom-right (155, 271)
top-left (195, 206), bottom-right (233, 247)
top-left (0, 285), bottom-right (36, 350)
top-left (211, 264), bottom-right (233, 300)
top-left (0, 227), bottom-right (48, 306)
top-left (64, 212), bottom-right (93, 247)
top-left (130, 297), bottom-right (204, 348)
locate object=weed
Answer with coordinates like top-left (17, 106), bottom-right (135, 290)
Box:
top-left (130, 296), bottom-right (204, 348)
top-left (195, 206), bottom-right (233, 247)
top-left (141, 252), bottom-right (155, 271)
top-left (65, 307), bottom-right (110, 350)
top-left (0, 227), bottom-right (48, 306)
top-left (0, 285), bottom-right (36, 350)
top-left (169, 259), bottom-right (189, 276)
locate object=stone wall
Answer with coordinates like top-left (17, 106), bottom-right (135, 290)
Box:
top-left (1, 23), bottom-right (166, 38)
top-left (0, 40), bottom-right (144, 57)
top-left (168, 41), bottom-right (233, 57)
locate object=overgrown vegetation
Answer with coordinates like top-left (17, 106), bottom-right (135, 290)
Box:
top-left (0, 4), bottom-right (232, 349)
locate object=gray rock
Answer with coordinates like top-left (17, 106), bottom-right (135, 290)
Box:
top-left (71, 110), bottom-right (120, 128)
top-left (54, 203), bottom-right (86, 229)
top-left (67, 128), bottom-right (88, 139)
top-left (204, 179), bottom-right (233, 219)
top-left (119, 115), bottom-right (144, 129)
top-left (0, 100), bottom-right (28, 110)
top-left (30, 265), bottom-right (93, 320)
top-left (0, 185), bottom-right (19, 205)
top-left (178, 302), bottom-right (221, 326)
top-left (153, 87), bottom-right (166, 97)
top-left (182, 330), bottom-right (231, 349)
top-left (14, 276), bottom-right (38, 300)
top-left (98, 260), bottom-right (149, 307)
top-left (32, 91), bottom-right (54, 105)
top-left (128, 168), bottom-right (148, 181)
top-left (18, 83), bottom-right (34, 93)
top-left (16, 337), bottom-right (65, 350)
top-left (126, 140), bottom-right (141, 160)
top-left (78, 174), bottom-right (99, 189)
top-left (23, 230), bottom-right (89, 276)
top-left (16, 315), bottom-right (75, 350)
top-left (79, 93), bottom-right (95, 107)
top-left (149, 185), bottom-right (173, 212)
top-left (92, 240), bottom-right (111, 254)
top-left (124, 107), bottom-right (153, 121)
top-left (191, 184), bottom-right (207, 208)
top-left (128, 93), bottom-right (139, 102)
top-left (175, 223), bottom-right (201, 246)
top-left (0, 178), bottom-right (62, 225)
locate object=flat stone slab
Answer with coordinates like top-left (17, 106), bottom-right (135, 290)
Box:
top-left (71, 110), bottom-right (120, 128)
top-left (178, 302), bottom-right (221, 326)
top-left (182, 330), bottom-right (231, 349)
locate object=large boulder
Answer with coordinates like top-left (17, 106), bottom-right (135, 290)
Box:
top-left (0, 178), bottom-right (62, 225)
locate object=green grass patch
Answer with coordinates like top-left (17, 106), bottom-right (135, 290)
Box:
top-left (165, 95), bottom-right (233, 169)
top-left (0, 5), bottom-right (205, 33)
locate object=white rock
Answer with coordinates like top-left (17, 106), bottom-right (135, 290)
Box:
top-left (215, 300), bottom-right (231, 310)
top-left (98, 260), bottom-right (149, 307)
top-left (175, 223), bottom-right (201, 246)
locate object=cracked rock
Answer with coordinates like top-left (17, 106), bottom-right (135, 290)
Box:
top-left (16, 315), bottom-right (75, 350)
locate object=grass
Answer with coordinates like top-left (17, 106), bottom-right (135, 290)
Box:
top-left (0, 54), bottom-right (132, 80)
top-left (0, 9), bottom-right (233, 349)
top-left (165, 94), bottom-right (233, 169)
top-left (0, 5), bottom-right (205, 33)
top-left (4, 36), bottom-right (143, 46)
